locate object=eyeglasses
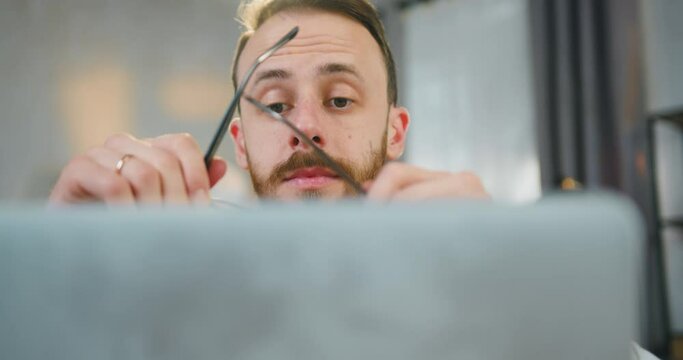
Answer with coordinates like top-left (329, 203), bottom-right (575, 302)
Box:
top-left (244, 96), bottom-right (366, 195)
top-left (204, 26), bottom-right (299, 168)
top-left (204, 26), bottom-right (367, 197)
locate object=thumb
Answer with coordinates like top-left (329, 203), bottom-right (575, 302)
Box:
top-left (208, 157), bottom-right (228, 188)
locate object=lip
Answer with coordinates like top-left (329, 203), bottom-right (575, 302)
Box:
top-left (283, 167), bottom-right (339, 188)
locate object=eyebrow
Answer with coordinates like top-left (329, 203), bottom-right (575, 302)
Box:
top-left (253, 69), bottom-right (291, 86)
top-left (252, 63), bottom-right (363, 88)
top-left (317, 63), bottom-right (363, 82)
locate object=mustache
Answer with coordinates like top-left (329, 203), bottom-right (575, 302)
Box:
top-left (268, 151), bottom-right (354, 183)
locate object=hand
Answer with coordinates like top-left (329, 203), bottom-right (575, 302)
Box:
top-left (366, 162), bottom-right (489, 201)
top-left (49, 133), bottom-right (227, 205)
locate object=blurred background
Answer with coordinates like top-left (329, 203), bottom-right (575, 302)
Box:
top-left (1, 0), bottom-right (682, 357)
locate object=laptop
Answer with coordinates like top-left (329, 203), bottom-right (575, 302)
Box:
top-left (0, 193), bottom-right (642, 359)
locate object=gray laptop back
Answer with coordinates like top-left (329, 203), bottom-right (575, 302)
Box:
top-left (0, 194), bottom-right (642, 360)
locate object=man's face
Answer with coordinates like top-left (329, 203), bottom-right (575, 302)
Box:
top-left (230, 9), bottom-right (409, 200)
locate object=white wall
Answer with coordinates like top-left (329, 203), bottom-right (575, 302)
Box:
top-left (642, 0), bottom-right (683, 112)
top-left (0, 0), bottom-right (249, 201)
top-left (402, 0), bottom-right (540, 202)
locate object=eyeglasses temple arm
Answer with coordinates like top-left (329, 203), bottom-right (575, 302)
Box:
top-left (203, 27), bottom-right (299, 169)
top-left (245, 96), bottom-right (367, 195)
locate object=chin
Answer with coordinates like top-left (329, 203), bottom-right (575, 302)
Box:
top-left (275, 184), bottom-right (350, 201)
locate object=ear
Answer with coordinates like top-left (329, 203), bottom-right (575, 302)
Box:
top-left (229, 118), bottom-right (249, 170)
top-left (385, 106), bottom-right (410, 161)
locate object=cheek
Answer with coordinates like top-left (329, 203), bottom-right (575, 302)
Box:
top-left (336, 122), bottom-right (385, 160)
top-left (243, 123), bottom-right (288, 167)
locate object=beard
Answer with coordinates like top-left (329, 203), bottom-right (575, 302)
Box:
top-left (247, 132), bottom-right (388, 199)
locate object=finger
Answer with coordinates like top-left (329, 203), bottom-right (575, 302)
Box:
top-left (207, 157), bottom-right (228, 188)
top-left (149, 134), bottom-right (211, 197)
top-left (189, 157), bottom-right (227, 205)
top-left (391, 174), bottom-right (490, 201)
top-left (49, 155), bottom-right (135, 205)
top-left (85, 147), bottom-right (163, 204)
top-left (105, 133), bottom-right (189, 203)
top-left (367, 162), bottom-right (448, 201)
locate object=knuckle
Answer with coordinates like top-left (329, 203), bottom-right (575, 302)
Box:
top-left (84, 147), bottom-right (101, 159)
top-left (178, 132), bottom-right (194, 141)
top-left (66, 155), bottom-right (91, 174)
top-left (104, 133), bottom-right (133, 148)
top-left (454, 171), bottom-right (488, 196)
top-left (170, 133), bottom-right (199, 151)
top-left (84, 146), bottom-right (113, 161)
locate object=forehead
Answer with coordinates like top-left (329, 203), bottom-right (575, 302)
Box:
top-left (237, 9), bottom-right (386, 83)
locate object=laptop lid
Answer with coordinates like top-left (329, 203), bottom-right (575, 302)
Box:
top-left (0, 194), bottom-right (642, 359)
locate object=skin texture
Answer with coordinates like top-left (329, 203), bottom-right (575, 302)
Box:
top-left (49, 133), bottom-right (227, 205)
top-left (229, 10), bottom-right (407, 200)
top-left (49, 9), bottom-right (489, 205)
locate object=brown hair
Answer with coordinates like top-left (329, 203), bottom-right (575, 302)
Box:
top-left (232, 0), bottom-right (398, 105)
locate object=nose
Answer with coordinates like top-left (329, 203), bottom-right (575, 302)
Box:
top-left (288, 102), bottom-right (326, 150)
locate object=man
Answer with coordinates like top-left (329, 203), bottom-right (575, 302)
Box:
top-left (49, 0), bottom-right (489, 205)
top-left (43, 3), bottom-right (663, 358)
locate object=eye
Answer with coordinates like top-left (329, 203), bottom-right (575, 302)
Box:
top-left (328, 97), bottom-right (353, 110)
top-left (267, 102), bottom-right (290, 114)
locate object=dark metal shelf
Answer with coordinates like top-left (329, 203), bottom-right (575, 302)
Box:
top-left (660, 218), bottom-right (683, 228)
top-left (649, 107), bottom-right (683, 126)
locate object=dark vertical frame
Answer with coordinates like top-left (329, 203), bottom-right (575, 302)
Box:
top-left (646, 108), bottom-right (683, 356)
top-left (530, 0), bottom-right (622, 189)
top-left (531, 0), bottom-right (670, 356)
top-left (531, 0), bottom-right (561, 189)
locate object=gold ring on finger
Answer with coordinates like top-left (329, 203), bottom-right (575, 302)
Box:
top-left (114, 154), bottom-right (134, 175)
